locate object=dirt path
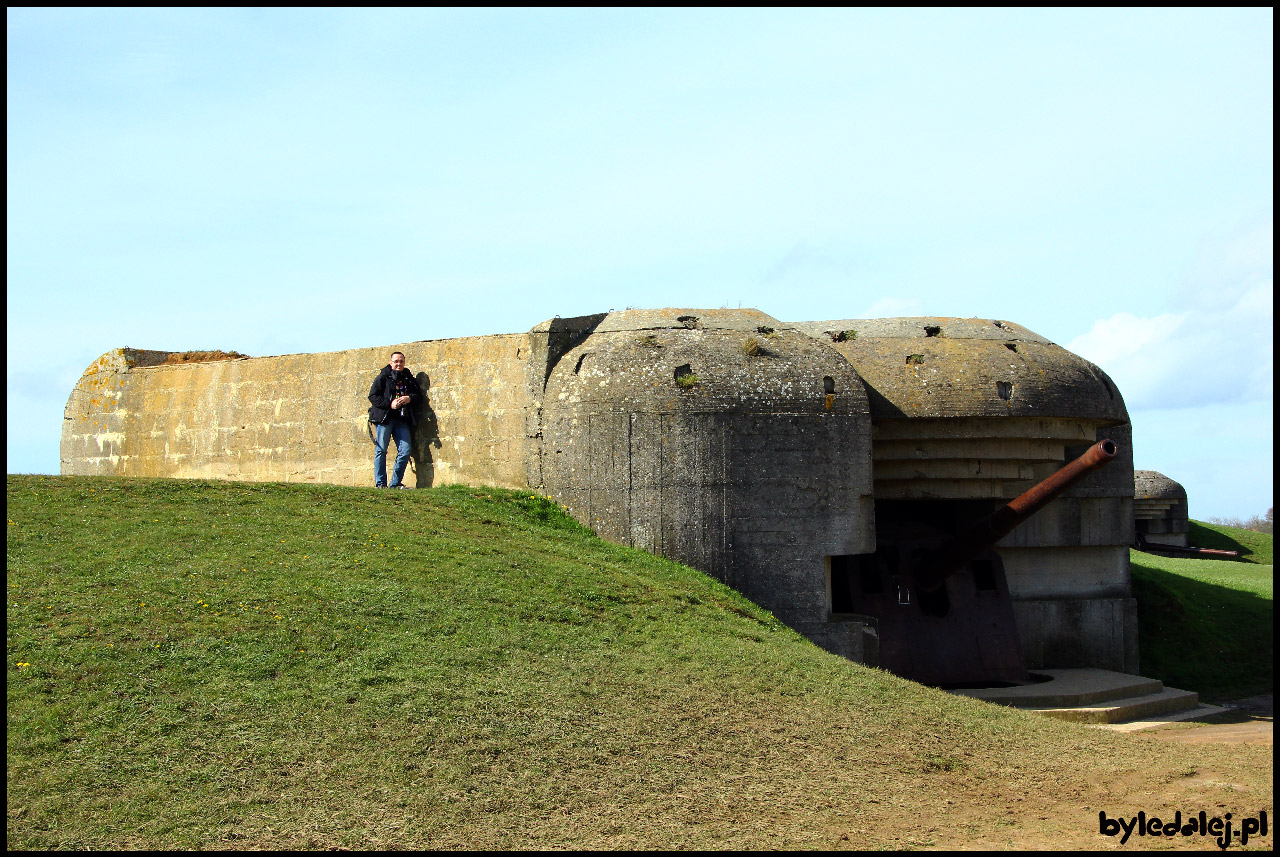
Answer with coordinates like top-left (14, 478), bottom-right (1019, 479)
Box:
top-left (913, 695), bottom-right (1274, 850)
top-left (1144, 694), bottom-right (1273, 745)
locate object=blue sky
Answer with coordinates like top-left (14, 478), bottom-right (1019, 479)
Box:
top-left (8, 8), bottom-right (1272, 520)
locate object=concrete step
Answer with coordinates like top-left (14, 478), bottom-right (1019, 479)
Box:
top-left (1093, 703), bottom-right (1232, 732)
top-left (1033, 686), bottom-right (1201, 724)
top-left (951, 668), bottom-right (1165, 707)
top-left (949, 668), bottom-right (1209, 726)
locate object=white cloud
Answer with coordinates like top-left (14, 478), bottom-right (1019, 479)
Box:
top-left (1067, 284), bottom-right (1272, 409)
top-left (1068, 219), bottom-right (1273, 410)
top-left (1070, 286), bottom-right (1269, 411)
top-left (1065, 311), bottom-right (1189, 370)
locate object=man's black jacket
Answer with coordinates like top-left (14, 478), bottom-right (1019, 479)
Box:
top-left (368, 366), bottom-right (423, 425)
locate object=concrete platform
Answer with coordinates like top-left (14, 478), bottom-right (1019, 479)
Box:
top-left (1095, 703), bottom-right (1231, 732)
top-left (1100, 693), bottom-right (1269, 736)
top-left (948, 668), bottom-right (1215, 725)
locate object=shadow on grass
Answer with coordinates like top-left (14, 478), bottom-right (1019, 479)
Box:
top-left (1132, 563), bottom-right (1273, 701)
top-left (1186, 521), bottom-right (1268, 564)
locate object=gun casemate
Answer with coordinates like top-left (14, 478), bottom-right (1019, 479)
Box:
top-left (832, 440), bottom-right (1119, 687)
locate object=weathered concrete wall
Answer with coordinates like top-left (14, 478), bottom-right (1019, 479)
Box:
top-left (62, 335), bottom-right (533, 489)
top-left (1013, 597), bottom-right (1139, 672)
top-left (534, 309), bottom-right (876, 656)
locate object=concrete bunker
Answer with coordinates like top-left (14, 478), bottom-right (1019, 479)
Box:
top-left (62, 308), bottom-right (1137, 684)
top-left (1133, 470), bottom-right (1190, 548)
top-left (534, 309), bottom-right (875, 658)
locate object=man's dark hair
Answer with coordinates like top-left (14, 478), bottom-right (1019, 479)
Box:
top-left (390, 351), bottom-right (405, 360)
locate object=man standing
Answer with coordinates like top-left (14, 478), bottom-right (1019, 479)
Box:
top-left (368, 351), bottom-right (422, 489)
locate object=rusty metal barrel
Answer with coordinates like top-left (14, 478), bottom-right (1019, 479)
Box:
top-left (915, 439), bottom-right (1119, 592)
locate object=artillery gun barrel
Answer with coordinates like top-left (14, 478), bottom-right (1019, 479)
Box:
top-left (916, 439), bottom-right (1119, 591)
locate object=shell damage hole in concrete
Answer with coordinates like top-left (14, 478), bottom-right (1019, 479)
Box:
top-left (905, 354), bottom-right (925, 365)
top-left (1004, 343), bottom-right (1018, 352)
top-left (674, 364), bottom-right (699, 388)
top-left (677, 315), bottom-right (701, 330)
top-left (996, 381), bottom-right (1013, 400)
top-left (573, 353), bottom-right (589, 374)
top-left (992, 320), bottom-right (1006, 329)
top-left (755, 325), bottom-right (775, 335)
top-left (829, 330), bottom-right (856, 342)
top-left (824, 376), bottom-right (835, 394)
top-left (923, 325), bottom-right (941, 337)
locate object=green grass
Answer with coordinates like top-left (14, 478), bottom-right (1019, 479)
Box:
top-left (6, 477), bottom-right (1273, 849)
top-left (1186, 519), bottom-right (1273, 565)
top-left (1131, 521), bottom-right (1273, 701)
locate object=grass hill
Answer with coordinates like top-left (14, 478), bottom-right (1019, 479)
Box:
top-left (6, 476), bottom-right (1273, 849)
top-left (1186, 519), bottom-right (1273, 565)
top-left (1130, 520), bottom-right (1273, 701)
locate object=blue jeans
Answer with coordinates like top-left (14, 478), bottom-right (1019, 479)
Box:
top-left (373, 420), bottom-right (413, 487)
